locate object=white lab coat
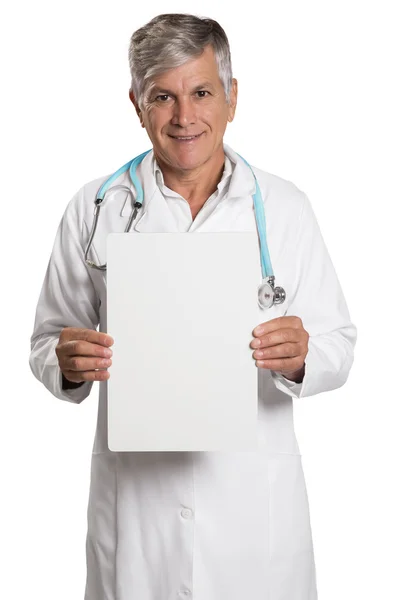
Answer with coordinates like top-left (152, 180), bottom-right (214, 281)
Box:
top-left (29, 143), bottom-right (357, 600)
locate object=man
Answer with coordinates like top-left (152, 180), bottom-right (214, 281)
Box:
top-left (29, 13), bottom-right (357, 600)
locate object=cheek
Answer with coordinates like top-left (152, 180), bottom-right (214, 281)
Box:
top-left (147, 110), bottom-right (167, 133)
top-left (200, 102), bottom-right (226, 126)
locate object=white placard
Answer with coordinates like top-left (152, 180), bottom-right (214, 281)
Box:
top-left (107, 232), bottom-right (261, 451)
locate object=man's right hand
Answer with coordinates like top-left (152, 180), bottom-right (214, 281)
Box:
top-left (56, 327), bottom-right (114, 383)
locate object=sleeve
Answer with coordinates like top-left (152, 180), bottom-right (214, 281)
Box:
top-left (29, 187), bottom-right (100, 404)
top-left (270, 191), bottom-right (357, 399)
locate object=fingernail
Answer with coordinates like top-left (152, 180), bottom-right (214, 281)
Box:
top-left (256, 360), bottom-right (265, 367)
top-left (251, 339), bottom-right (261, 347)
top-left (104, 349), bottom-right (113, 357)
top-left (254, 326), bottom-right (264, 335)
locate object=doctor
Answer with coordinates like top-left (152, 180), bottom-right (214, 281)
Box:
top-left (29, 12), bottom-right (357, 600)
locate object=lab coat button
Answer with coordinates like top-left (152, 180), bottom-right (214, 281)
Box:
top-left (180, 508), bottom-right (193, 519)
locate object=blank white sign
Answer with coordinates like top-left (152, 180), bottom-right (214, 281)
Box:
top-left (106, 232), bottom-right (262, 452)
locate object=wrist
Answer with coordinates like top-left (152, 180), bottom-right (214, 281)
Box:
top-left (280, 363), bottom-right (305, 383)
top-left (62, 373), bottom-right (85, 390)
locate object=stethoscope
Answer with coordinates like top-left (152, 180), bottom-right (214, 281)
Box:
top-left (84, 149), bottom-right (286, 310)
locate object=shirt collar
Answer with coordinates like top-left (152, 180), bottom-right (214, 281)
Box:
top-left (152, 152), bottom-right (233, 197)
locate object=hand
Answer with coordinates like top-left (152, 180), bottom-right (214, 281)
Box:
top-left (56, 327), bottom-right (114, 383)
top-left (250, 316), bottom-right (309, 382)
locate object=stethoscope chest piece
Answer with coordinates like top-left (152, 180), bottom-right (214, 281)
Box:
top-left (257, 277), bottom-right (286, 310)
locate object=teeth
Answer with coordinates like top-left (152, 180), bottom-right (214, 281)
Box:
top-left (174, 134), bottom-right (199, 140)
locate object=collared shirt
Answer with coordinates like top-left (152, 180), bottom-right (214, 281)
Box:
top-left (152, 153), bottom-right (233, 231)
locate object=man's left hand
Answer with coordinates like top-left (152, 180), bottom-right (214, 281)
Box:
top-left (250, 316), bottom-right (309, 382)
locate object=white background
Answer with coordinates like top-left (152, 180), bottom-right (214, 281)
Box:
top-left (1, 0), bottom-right (399, 598)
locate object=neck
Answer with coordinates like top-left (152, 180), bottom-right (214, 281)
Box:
top-left (154, 146), bottom-right (226, 206)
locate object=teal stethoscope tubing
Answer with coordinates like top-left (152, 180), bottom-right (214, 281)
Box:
top-left (94, 149), bottom-right (273, 278)
top-left (236, 153), bottom-right (272, 280)
top-left (87, 149), bottom-right (286, 308)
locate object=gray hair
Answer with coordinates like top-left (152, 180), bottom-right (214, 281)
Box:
top-left (128, 13), bottom-right (233, 112)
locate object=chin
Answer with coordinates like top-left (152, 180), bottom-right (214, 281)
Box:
top-left (169, 150), bottom-right (206, 168)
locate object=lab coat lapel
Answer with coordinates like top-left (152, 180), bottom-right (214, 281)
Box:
top-left (192, 144), bottom-right (257, 233)
top-left (133, 193), bottom-right (181, 233)
top-left (119, 149), bottom-right (180, 233)
top-left (222, 143), bottom-right (256, 200)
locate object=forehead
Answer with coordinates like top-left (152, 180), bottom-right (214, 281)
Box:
top-left (151, 45), bottom-right (221, 92)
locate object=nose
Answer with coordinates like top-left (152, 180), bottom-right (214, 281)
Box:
top-left (171, 96), bottom-right (197, 127)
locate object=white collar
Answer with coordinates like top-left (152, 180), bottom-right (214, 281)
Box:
top-left (152, 151), bottom-right (233, 197)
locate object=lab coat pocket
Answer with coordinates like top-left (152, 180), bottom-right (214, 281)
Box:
top-left (268, 453), bottom-right (314, 560)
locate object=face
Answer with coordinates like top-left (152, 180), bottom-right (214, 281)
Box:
top-left (129, 44), bottom-right (238, 173)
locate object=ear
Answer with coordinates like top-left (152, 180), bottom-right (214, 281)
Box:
top-left (129, 89), bottom-right (145, 128)
top-left (227, 78), bottom-right (238, 123)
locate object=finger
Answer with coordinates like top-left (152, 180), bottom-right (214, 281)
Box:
top-left (251, 327), bottom-right (301, 349)
top-left (64, 356), bottom-right (112, 372)
top-left (62, 369), bottom-right (111, 383)
top-left (61, 327), bottom-right (114, 347)
top-left (252, 316), bottom-right (302, 338)
top-left (255, 357), bottom-right (303, 371)
top-left (252, 342), bottom-right (299, 361)
top-left (61, 340), bottom-right (113, 358)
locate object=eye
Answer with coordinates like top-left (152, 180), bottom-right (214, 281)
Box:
top-left (155, 94), bottom-right (171, 102)
top-left (196, 90), bottom-right (209, 98)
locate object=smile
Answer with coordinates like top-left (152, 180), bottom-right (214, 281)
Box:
top-left (169, 132), bottom-right (204, 142)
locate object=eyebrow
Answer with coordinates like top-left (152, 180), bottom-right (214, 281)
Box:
top-left (151, 82), bottom-right (215, 95)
